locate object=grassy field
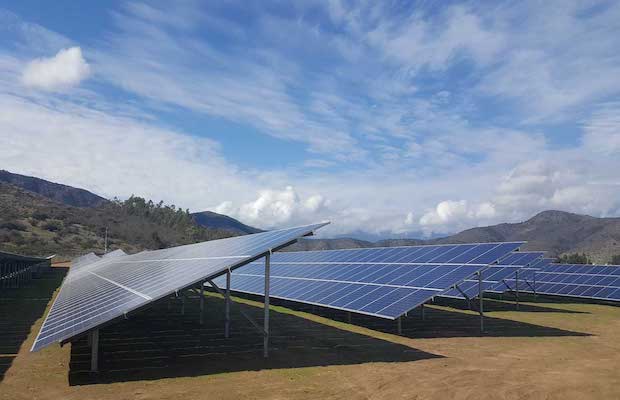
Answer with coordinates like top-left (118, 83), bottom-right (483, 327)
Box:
top-left (1, 269), bottom-right (619, 400)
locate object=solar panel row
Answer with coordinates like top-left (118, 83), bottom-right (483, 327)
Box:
top-left (439, 252), bottom-right (544, 299)
top-left (32, 222), bottom-right (328, 352)
top-left (517, 263), bottom-right (620, 301)
top-left (213, 242), bottom-right (524, 319)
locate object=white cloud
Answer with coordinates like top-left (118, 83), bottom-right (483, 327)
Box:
top-left (2, 4), bottom-right (620, 240)
top-left (420, 200), bottom-right (469, 227)
top-left (218, 186), bottom-right (329, 228)
top-left (21, 47), bottom-right (90, 90)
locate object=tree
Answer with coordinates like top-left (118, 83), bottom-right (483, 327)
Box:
top-left (611, 254), bottom-right (620, 265)
top-left (557, 252), bottom-right (590, 264)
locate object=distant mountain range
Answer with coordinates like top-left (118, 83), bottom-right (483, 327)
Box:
top-left (1, 169), bottom-right (619, 262)
top-left (0, 170), bottom-right (108, 208)
top-left (0, 170), bottom-right (259, 236)
top-left (290, 210), bottom-right (620, 263)
top-left (191, 210), bottom-right (261, 235)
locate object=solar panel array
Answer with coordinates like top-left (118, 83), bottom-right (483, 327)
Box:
top-left (439, 252), bottom-right (544, 299)
top-left (31, 222), bottom-right (327, 352)
top-left (518, 263), bottom-right (620, 301)
top-left (212, 242), bottom-right (524, 319)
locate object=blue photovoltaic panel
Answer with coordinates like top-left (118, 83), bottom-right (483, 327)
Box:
top-left (501, 258), bottom-right (555, 292)
top-left (440, 252), bottom-right (543, 299)
top-left (212, 242), bottom-right (524, 319)
top-left (518, 264), bottom-right (620, 301)
top-left (31, 222), bottom-right (328, 352)
top-left (528, 258), bottom-right (554, 269)
top-left (497, 252), bottom-right (545, 267)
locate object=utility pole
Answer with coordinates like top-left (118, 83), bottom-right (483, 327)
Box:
top-left (104, 227), bottom-right (108, 254)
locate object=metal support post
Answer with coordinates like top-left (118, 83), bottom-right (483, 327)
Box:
top-left (421, 303), bottom-right (425, 320)
top-left (225, 271), bottom-right (231, 338)
top-left (396, 316), bottom-right (402, 335)
top-left (515, 270), bottom-right (520, 310)
top-left (478, 271), bottom-right (484, 333)
top-left (90, 329), bottom-right (99, 372)
top-left (263, 252), bottom-right (271, 358)
top-left (199, 281), bottom-right (205, 325)
top-left (181, 291), bottom-right (185, 315)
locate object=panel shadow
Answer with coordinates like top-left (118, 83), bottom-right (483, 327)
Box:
top-left (432, 296), bottom-right (588, 313)
top-left (256, 296), bottom-right (591, 340)
top-left (0, 267), bottom-right (67, 382)
top-left (68, 294), bottom-right (441, 385)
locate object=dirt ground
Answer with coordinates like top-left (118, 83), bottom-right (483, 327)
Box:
top-left (1, 267), bottom-right (619, 400)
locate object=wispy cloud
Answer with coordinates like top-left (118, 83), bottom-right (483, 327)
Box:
top-left (1, 2), bottom-right (619, 237)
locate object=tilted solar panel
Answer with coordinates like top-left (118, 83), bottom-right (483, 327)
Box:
top-left (102, 249), bottom-right (127, 259)
top-left (518, 263), bottom-right (620, 301)
top-left (68, 252), bottom-right (101, 275)
top-left (212, 242), bottom-right (524, 319)
top-left (501, 258), bottom-right (555, 291)
top-left (440, 251), bottom-right (542, 299)
top-left (31, 222), bottom-right (328, 352)
top-left (497, 252), bottom-right (544, 266)
top-left (528, 258), bottom-right (554, 269)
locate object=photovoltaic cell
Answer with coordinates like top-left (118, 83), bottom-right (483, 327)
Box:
top-left (31, 222), bottom-right (327, 352)
top-left (212, 242), bottom-right (524, 319)
top-left (516, 263), bottom-right (620, 301)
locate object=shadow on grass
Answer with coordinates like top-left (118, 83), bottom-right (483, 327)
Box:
top-left (486, 292), bottom-right (620, 307)
top-left (254, 296), bottom-right (592, 340)
top-left (68, 293), bottom-right (441, 385)
top-left (432, 296), bottom-right (588, 314)
top-left (0, 267), bottom-right (67, 382)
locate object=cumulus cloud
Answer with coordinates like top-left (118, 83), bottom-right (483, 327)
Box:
top-left (21, 46), bottom-right (90, 90)
top-left (215, 186), bottom-right (330, 228)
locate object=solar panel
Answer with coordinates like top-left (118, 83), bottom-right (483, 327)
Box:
top-left (212, 242), bottom-right (524, 319)
top-left (440, 252), bottom-right (544, 299)
top-left (102, 249), bottom-right (127, 259)
top-left (31, 222), bottom-right (327, 352)
top-left (69, 252), bottom-right (101, 275)
top-left (501, 258), bottom-right (555, 291)
top-left (527, 258), bottom-right (554, 269)
top-left (518, 263), bottom-right (620, 301)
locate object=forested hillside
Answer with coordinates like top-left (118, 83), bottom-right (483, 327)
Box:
top-left (0, 182), bottom-right (234, 260)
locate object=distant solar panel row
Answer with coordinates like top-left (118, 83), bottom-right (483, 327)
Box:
top-left (518, 264), bottom-right (620, 301)
top-left (214, 242), bottom-right (524, 319)
top-left (32, 222), bottom-right (327, 352)
top-left (440, 252), bottom-right (544, 299)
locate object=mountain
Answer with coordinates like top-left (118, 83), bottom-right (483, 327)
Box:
top-left (1, 170), bottom-right (619, 263)
top-left (191, 211), bottom-right (261, 235)
top-left (0, 181), bottom-right (234, 260)
top-left (432, 210), bottom-right (620, 262)
top-left (285, 237), bottom-right (373, 252)
top-left (0, 170), bottom-right (108, 208)
top-left (291, 211), bottom-right (620, 263)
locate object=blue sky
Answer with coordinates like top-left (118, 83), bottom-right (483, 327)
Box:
top-left (1, 1), bottom-right (619, 238)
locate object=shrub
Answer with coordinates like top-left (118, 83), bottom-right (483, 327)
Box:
top-left (0, 221), bottom-right (28, 231)
top-left (32, 212), bottom-right (49, 221)
top-left (42, 220), bottom-right (62, 232)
